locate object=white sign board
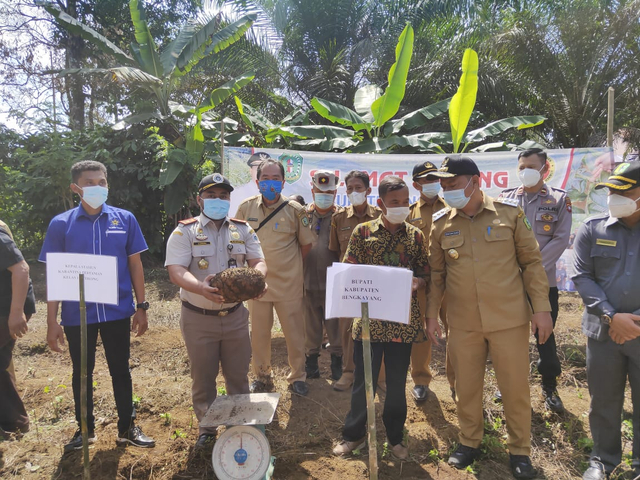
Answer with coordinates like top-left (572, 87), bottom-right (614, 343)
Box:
top-left (325, 263), bottom-right (413, 324)
top-left (46, 253), bottom-right (119, 305)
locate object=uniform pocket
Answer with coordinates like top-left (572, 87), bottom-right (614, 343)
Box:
top-left (441, 235), bottom-right (464, 249)
top-left (535, 212), bottom-right (558, 236)
top-left (272, 222), bottom-right (293, 234)
top-left (192, 243), bottom-right (215, 257)
top-left (590, 245), bottom-right (621, 278)
top-left (484, 226), bottom-right (511, 242)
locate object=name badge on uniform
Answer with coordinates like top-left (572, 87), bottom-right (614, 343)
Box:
top-left (193, 241), bottom-right (211, 246)
top-left (340, 226), bottom-right (351, 231)
top-left (248, 217), bottom-right (259, 222)
top-left (444, 230), bottom-right (460, 237)
top-left (596, 239), bottom-right (617, 247)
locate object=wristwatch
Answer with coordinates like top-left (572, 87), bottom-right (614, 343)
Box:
top-left (601, 312), bottom-right (615, 325)
top-left (136, 301), bottom-right (150, 311)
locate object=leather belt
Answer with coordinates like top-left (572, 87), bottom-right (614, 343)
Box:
top-left (181, 301), bottom-right (242, 317)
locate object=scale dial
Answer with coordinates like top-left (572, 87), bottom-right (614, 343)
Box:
top-left (212, 425), bottom-right (271, 480)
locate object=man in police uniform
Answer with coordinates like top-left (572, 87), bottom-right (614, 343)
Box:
top-left (572, 162), bottom-right (640, 480)
top-left (328, 170), bottom-right (381, 391)
top-left (235, 158), bottom-right (316, 396)
top-left (500, 148), bottom-right (572, 412)
top-left (165, 173), bottom-right (267, 451)
top-left (407, 161), bottom-right (452, 403)
top-left (304, 170), bottom-right (342, 381)
top-left (425, 156), bottom-right (553, 479)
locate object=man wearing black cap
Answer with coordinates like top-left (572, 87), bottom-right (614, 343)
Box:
top-left (572, 161), bottom-right (640, 480)
top-left (407, 161), bottom-right (451, 403)
top-left (165, 173), bottom-right (267, 452)
top-left (425, 155), bottom-right (553, 478)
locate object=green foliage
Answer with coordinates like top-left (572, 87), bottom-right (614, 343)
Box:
top-left (449, 49), bottom-right (479, 153)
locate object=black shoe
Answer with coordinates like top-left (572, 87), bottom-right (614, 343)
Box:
top-left (64, 429), bottom-right (96, 453)
top-left (116, 425), bottom-right (155, 448)
top-left (194, 433), bottom-right (216, 452)
top-left (494, 389), bottom-right (503, 403)
top-left (582, 458), bottom-right (607, 480)
top-left (305, 354), bottom-right (320, 379)
top-left (330, 354), bottom-right (343, 381)
top-left (290, 381), bottom-right (309, 396)
top-left (543, 387), bottom-right (565, 413)
top-left (510, 455), bottom-right (537, 479)
top-left (447, 444), bottom-right (481, 469)
top-left (250, 379), bottom-right (273, 393)
top-left (411, 385), bottom-right (430, 403)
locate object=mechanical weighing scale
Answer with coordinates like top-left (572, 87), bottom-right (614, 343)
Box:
top-left (200, 393), bottom-right (281, 480)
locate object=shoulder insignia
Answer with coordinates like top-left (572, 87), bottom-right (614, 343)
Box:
top-left (229, 218), bottom-right (247, 224)
top-left (494, 197), bottom-right (519, 207)
top-left (432, 207), bottom-right (451, 221)
top-left (584, 213), bottom-right (608, 223)
top-left (178, 217), bottom-right (197, 225)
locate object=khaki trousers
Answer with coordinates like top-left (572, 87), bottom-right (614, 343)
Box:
top-left (249, 298), bottom-right (306, 384)
top-left (411, 299), bottom-right (454, 388)
top-left (180, 305), bottom-right (251, 435)
top-left (449, 324), bottom-right (531, 456)
top-left (304, 290), bottom-right (341, 356)
top-left (339, 318), bottom-right (355, 380)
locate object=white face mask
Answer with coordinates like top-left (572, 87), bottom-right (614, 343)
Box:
top-left (517, 165), bottom-right (545, 188)
top-left (314, 192), bottom-right (335, 210)
top-left (421, 183), bottom-right (441, 199)
top-left (382, 202), bottom-right (410, 224)
top-left (607, 193), bottom-right (640, 218)
top-left (78, 185), bottom-right (109, 209)
top-left (442, 177), bottom-right (474, 209)
top-left (348, 191), bottom-right (367, 206)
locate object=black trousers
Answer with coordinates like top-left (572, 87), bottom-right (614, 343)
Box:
top-left (535, 287), bottom-right (561, 388)
top-left (64, 318), bottom-right (135, 434)
top-left (342, 340), bottom-right (412, 446)
top-left (0, 335), bottom-right (29, 432)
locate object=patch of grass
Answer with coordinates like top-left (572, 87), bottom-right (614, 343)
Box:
top-left (132, 393), bottom-right (142, 409)
top-left (217, 385), bottom-right (227, 396)
top-left (159, 412), bottom-right (172, 426)
top-left (171, 429), bottom-right (187, 439)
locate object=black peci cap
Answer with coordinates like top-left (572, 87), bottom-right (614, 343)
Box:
top-left (412, 161), bottom-right (438, 180)
top-left (595, 161), bottom-right (640, 191)
top-left (428, 155), bottom-right (480, 178)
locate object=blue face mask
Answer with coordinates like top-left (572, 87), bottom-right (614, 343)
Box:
top-left (202, 198), bottom-right (230, 220)
top-left (259, 180), bottom-right (283, 201)
top-left (314, 193), bottom-right (335, 210)
top-left (78, 185), bottom-right (108, 209)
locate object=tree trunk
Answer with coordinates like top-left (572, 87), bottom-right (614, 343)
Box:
top-left (65, 0), bottom-right (85, 130)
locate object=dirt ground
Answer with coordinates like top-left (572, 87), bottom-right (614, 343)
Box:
top-left (1, 264), bottom-right (637, 479)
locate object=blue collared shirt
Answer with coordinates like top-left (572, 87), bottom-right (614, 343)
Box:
top-left (39, 204), bottom-right (148, 326)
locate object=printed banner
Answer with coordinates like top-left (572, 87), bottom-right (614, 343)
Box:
top-left (224, 146), bottom-right (616, 292)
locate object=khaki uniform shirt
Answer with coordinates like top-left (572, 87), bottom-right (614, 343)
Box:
top-left (329, 204), bottom-right (382, 261)
top-left (345, 217), bottom-right (430, 343)
top-left (427, 193), bottom-right (551, 332)
top-left (408, 196), bottom-right (448, 314)
top-left (165, 214), bottom-right (264, 310)
top-left (303, 204), bottom-right (341, 292)
top-left (500, 184), bottom-right (572, 287)
top-left (235, 195), bottom-right (315, 302)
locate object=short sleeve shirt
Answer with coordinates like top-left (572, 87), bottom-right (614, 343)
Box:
top-left (165, 214), bottom-right (264, 309)
top-left (329, 204), bottom-right (382, 260)
top-left (235, 195), bottom-right (315, 301)
top-left (0, 229), bottom-right (36, 317)
top-left (38, 204), bottom-right (148, 326)
top-left (303, 204), bottom-right (341, 292)
top-left (345, 217), bottom-right (430, 343)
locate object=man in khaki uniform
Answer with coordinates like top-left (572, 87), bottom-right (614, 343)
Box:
top-left (235, 159), bottom-right (315, 396)
top-left (425, 156), bottom-right (553, 479)
top-left (407, 161), bottom-right (452, 403)
top-left (328, 170), bottom-right (381, 391)
top-left (303, 170), bottom-right (342, 381)
top-left (166, 174), bottom-right (267, 451)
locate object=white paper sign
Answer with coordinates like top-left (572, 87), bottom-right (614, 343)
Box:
top-left (46, 253), bottom-right (119, 305)
top-left (325, 263), bottom-right (413, 324)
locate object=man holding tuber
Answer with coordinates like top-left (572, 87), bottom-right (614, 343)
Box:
top-left (165, 173), bottom-right (267, 453)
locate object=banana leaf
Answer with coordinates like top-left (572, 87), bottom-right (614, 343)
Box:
top-left (57, 67), bottom-right (162, 87)
top-left (384, 98), bottom-right (451, 136)
top-left (197, 73), bottom-right (255, 113)
top-left (265, 125), bottom-right (355, 143)
top-left (159, 148), bottom-right (187, 187)
top-left (449, 49), bottom-right (478, 153)
top-left (370, 24), bottom-right (414, 127)
top-left (112, 111), bottom-right (163, 130)
top-left (41, 4), bottom-right (134, 66)
top-left (311, 97), bottom-right (370, 132)
top-left (235, 96), bottom-right (255, 131)
top-left (292, 138), bottom-right (360, 151)
top-left (353, 85), bottom-right (382, 123)
top-left (349, 133), bottom-right (441, 153)
top-left (129, 0), bottom-right (163, 77)
top-left (186, 110), bottom-right (204, 156)
top-left (464, 116), bottom-right (546, 144)
top-left (235, 98), bottom-right (274, 131)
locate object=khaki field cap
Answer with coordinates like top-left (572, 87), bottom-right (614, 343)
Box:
top-left (313, 170), bottom-right (338, 191)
